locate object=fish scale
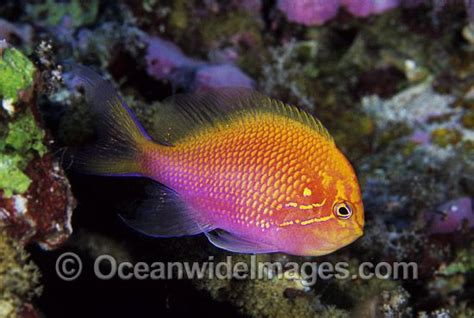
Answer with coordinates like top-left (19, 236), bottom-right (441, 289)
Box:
top-left (145, 113), bottom-right (330, 238)
top-left (71, 65), bottom-right (364, 256)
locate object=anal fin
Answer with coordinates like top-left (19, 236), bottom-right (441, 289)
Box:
top-left (204, 230), bottom-right (278, 254)
top-left (120, 182), bottom-right (213, 237)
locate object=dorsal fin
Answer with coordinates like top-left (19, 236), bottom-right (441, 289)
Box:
top-left (150, 88), bottom-right (334, 145)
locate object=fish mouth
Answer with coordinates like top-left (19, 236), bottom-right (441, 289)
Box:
top-left (299, 230), bottom-right (362, 256)
top-left (327, 225), bottom-right (364, 250)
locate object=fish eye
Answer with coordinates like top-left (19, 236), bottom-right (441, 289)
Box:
top-left (334, 202), bottom-right (352, 219)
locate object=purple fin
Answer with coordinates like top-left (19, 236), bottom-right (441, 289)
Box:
top-left (120, 182), bottom-right (214, 237)
top-left (204, 230), bottom-right (278, 254)
top-left (66, 64), bottom-right (152, 176)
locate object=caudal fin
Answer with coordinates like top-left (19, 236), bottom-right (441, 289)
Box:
top-left (67, 65), bottom-right (152, 176)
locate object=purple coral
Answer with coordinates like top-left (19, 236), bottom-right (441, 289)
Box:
top-left (143, 35), bottom-right (254, 91)
top-left (427, 197), bottom-right (474, 234)
top-left (277, 0), bottom-right (341, 26)
top-left (278, 0), bottom-right (474, 26)
top-left (144, 36), bottom-right (202, 81)
top-left (193, 64), bottom-right (255, 91)
top-left (342, 0), bottom-right (400, 17)
top-left (277, 0), bottom-right (433, 25)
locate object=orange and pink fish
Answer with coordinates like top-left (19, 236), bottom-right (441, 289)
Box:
top-left (70, 66), bottom-right (364, 256)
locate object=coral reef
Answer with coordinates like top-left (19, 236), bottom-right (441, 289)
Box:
top-left (0, 231), bottom-right (42, 318)
top-left (0, 42), bottom-right (74, 249)
top-left (194, 254), bottom-right (349, 318)
top-left (0, 0), bottom-right (472, 317)
top-left (0, 41), bottom-right (74, 315)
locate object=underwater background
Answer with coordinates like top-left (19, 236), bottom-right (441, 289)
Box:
top-left (0, 0), bottom-right (473, 317)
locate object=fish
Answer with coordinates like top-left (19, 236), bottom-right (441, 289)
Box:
top-left (69, 65), bottom-right (364, 256)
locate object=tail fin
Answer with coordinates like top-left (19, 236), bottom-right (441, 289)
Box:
top-left (68, 65), bottom-right (152, 176)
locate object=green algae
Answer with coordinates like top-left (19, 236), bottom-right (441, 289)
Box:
top-left (431, 128), bottom-right (463, 147)
top-left (0, 109), bottom-right (47, 198)
top-left (4, 110), bottom-right (46, 156)
top-left (0, 46), bottom-right (45, 198)
top-left (0, 154), bottom-right (31, 198)
top-left (438, 249), bottom-right (474, 276)
top-left (0, 46), bottom-right (35, 105)
top-left (26, 0), bottom-right (98, 28)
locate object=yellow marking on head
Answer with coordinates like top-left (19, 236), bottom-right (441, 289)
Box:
top-left (283, 198), bottom-right (327, 211)
top-left (278, 213), bottom-right (335, 227)
top-left (311, 198), bottom-right (327, 208)
top-left (303, 187), bottom-right (312, 197)
top-left (300, 215), bottom-right (334, 225)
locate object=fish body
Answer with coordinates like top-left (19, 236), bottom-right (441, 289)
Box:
top-left (71, 66), bottom-right (364, 256)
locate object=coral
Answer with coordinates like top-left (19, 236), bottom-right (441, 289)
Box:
top-left (192, 64), bottom-right (255, 91)
top-left (362, 80), bottom-right (473, 163)
top-left (362, 81), bottom-right (455, 128)
top-left (194, 254), bottom-right (350, 318)
top-left (0, 42), bottom-right (75, 249)
top-left (144, 35), bottom-right (202, 81)
top-left (277, 0), bottom-right (402, 26)
top-left (33, 41), bottom-right (63, 95)
top-left (427, 247), bottom-right (474, 306)
top-left (25, 0), bottom-right (98, 28)
top-left (0, 230), bottom-right (42, 318)
top-left (437, 248), bottom-right (474, 276)
top-left (261, 39), bottom-right (317, 109)
top-left (278, 0), bottom-right (472, 26)
top-left (144, 34), bottom-right (254, 91)
top-left (343, 0), bottom-right (401, 17)
top-left (378, 287), bottom-right (412, 318)
top-left (426, 197), bottom-right (473, 234)
top-left (277, 0), bottom-right (341, 26)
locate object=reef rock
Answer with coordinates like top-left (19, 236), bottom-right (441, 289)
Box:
top-left (0, 42), bottom-right (75, 250)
